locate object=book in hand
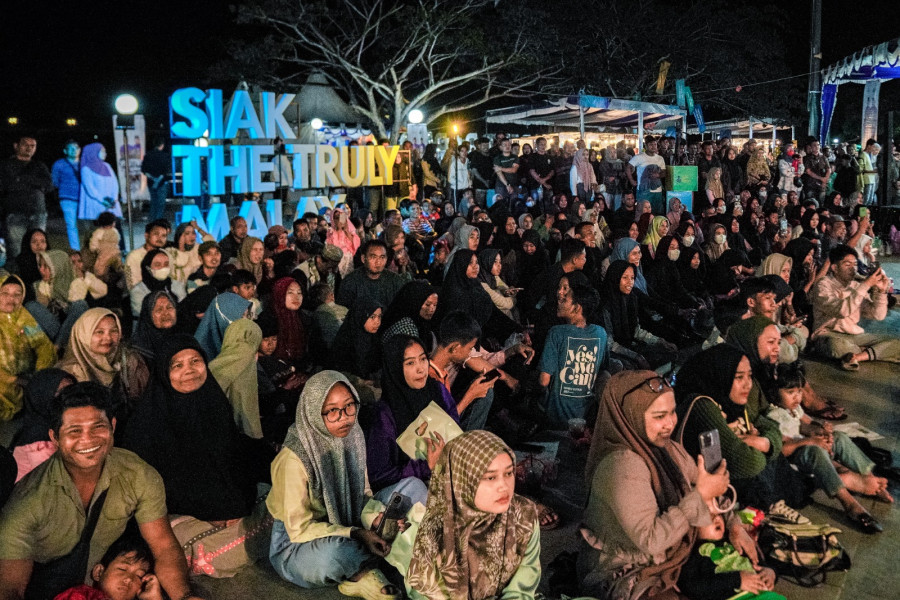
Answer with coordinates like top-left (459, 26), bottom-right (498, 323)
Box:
top-left (396, 401), bottom-right (463, 460)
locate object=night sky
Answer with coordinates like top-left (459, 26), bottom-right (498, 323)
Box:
top-left (1, 0), bottom-right (897, 154)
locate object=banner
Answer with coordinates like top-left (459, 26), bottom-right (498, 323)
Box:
top-left (684, 87), bottom-right (695, 114)
top-left (861, 80), bottom-right (881, 144)
top-left (406, 123), bottom-right (428, 155)
top-left (112, 114), bottom-right (149, 201)
top-left (693, 105), bottom-right (706, 133)
top-left (819, 83), bottom-right (838, 144)
top-left (656, 61), bottom-right (671, 95)
top-left (675, 79), bottom-right (686, 108)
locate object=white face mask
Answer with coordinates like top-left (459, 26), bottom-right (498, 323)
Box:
top-left (682, 235), bottom-right (695, 247)
top-left (667, 249), bottom-right (681, 261)
top-left (717, 205), bottom-right (727, 214)
top-left (759, 191), bottom-right (768, 200)
top-left (714, 233), bottom-right (727, 245)
top-left (151, 267), bottom-right (170, 281)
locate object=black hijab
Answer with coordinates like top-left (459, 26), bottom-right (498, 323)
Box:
top-left (175, 285), bottom-right (218, 335)
top-left (707, 249), bottom-right (743, 296)
top-left (11, 369), bottom-right (76, 448)
top-left (120, 334), bottom-right (257, 521)
top-left (783, 238), bottom-right (815, 293)
top-left (441, 249), bottom-right (493, 326)
top-left (140, 248), bottom-right (175, 293)
top-left (381, 280), bottom-right (438, 347)
top-left (132, 290), bottom-right (177, 360)
top-left (674, 344), bottom-right (747, 421)
top-left (381, 335), bottom-right (448, 434)
top-left (517, 230), bottom-right (549, 284)
top-left (601, 260), bottom-right (640, 345)
top-left (16, 228), bottom-right (46, 303)
top-left (677, 246), bottom-right (705, 294)
top-left (477, 249), bottom-right (501, 288)
top-left (474, 221), bottom-right (494, 251)
top-left (333, 297), bottom-right (383, 378)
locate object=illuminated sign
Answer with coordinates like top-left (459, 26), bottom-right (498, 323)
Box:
top-left (169, 88), bottom-right (399, 196)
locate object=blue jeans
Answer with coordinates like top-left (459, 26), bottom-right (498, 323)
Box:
top-left (148, 182), bottom-right (168, 222)
top-left (790, 431), bottom-right (875, 497)
top-left (270, 477), bottom-right (427, 588)
top-left (863, 183), bottom-right (877, 206)
top-left (60, 199), bottom-right (80, 250)
top-left (460, 388), bottom-right (494, 432)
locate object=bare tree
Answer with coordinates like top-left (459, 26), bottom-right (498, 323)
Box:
top-left (230, 0), bottom-right (560, 142)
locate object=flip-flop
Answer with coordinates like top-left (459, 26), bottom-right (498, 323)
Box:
top-left (537, 502), bottom-right (561, 530)
top-left (847, 511), bottom-right (883, 534)
top-left (338, 569), bottom-right (401, 600)
top-left (806, 405), bottom-right (848, 421)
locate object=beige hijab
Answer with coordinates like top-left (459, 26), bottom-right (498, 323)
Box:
top-left (57, 308), bottom-right (121, 386)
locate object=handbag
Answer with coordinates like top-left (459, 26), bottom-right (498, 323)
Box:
top-left (757, 521), bottom-right (850, 587)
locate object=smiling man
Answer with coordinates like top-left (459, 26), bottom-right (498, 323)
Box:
top-left (0, 383), bottom-right (200, 600)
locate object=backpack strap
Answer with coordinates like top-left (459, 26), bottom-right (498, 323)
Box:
top-left (674, 394), bottom-right (715, 445)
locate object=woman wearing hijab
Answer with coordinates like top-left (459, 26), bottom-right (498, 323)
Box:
top-left (646, 236), bottom-right (704, 317)
top-left (703, 222), bottom-right (729, 264)
top-left (406, 431), bottom-right (540, 600)
top-left (676, 247), bottom-right (712, 310)
top-left (675, 343), bottom-right (810, 520)
top-left (640, 216), bottom-right (669, 263)
top-left (477, 249), bottom-right (517, 321)
top-left (78, 143), bottom-right (122, 221)
top-left (601, 261), bottom-right (678, 370)
top-left (367, 335), bottom-right (459, 494)
top-left (381, 281), bottom-right (439, 351)
top-left (442, 250), bottom-right (520, 345)
top-left (25, 249), bottom-right (87, 347)
top-left (231, 236), bottom-right (267, 284)
top-left (333, 298), bottom-right (383, 381)
top-left (194, 291), bottom-right (251, 359)
top-left (130, 248), bottom-right (187, 317)
top-left (578, 370), bottom-right (737, 599)
top-left (267, 370), bottom-right (425, 597)
top-left (121, 334), bottom-right (265, 522)
top-left (783, 237), bottom-right (819, 316)
top-left (705, 167), bottom-right (725, 211)
top-left (57, 307), bottom-right (149, 420)
top-left (443, 223), bottom-right (479, 278)
top-left (516, 230), bottom-right (549, 288)
top-left (210, 318), bottom-right (265, 440)
top-left (132, 290), bottom-right (178, 361)
top-left (745, 147), bottom-right (771, 188)
top-left (261, 277), bottom-right (309, 369)
top-left (0, 275), bottom-right (56, 421)
top-left (571, 147), bottom-right (598, 202)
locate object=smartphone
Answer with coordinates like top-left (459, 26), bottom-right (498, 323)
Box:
top-left (859, 207), bottom-right (868, 218)
top-left (699, 429), bottom-right (722, 473)
top-left (779, 218), bottom-right (788, 233)
top-left (483, 369), bottom-right (501, 382)
top-left (376, 491), bottom-right (409, 541)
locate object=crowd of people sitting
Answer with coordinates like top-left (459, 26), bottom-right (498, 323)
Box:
top-left (0, 131), bottom-right (898, 600)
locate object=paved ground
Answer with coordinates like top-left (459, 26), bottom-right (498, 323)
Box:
top-left (3, 213), bottom-right (898, 598)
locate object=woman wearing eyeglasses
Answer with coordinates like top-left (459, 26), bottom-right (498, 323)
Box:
top-left (578, 370), bottom-right (745, 600)
top-left (268, 370), bottom-right (424, 599)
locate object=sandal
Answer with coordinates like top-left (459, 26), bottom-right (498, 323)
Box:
top-left (338, 569), bottom-right (400, 600)
top-left (847, 511), bottom-right (883, 534)
top-left (536, 502), bottom-right (561, 530)
top-left (840, 353), bottom-right (859, 371)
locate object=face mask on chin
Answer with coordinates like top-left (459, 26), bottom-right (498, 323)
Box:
top-left (717, 205), bottom-right (726, 214)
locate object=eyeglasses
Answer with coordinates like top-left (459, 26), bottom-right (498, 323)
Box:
top-left (622, 376), bottom-right (672, 399)
top-left (321, 402), bottom-right (360, 423)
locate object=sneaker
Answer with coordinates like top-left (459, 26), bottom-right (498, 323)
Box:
top-left (767, 500), bottom-right (810, 525)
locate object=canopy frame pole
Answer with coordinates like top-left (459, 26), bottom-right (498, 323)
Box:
top-left (638, 112), bottom-right (644, 151)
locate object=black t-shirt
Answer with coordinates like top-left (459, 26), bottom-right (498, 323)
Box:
top-left (469, 151), bottom-right (494, 190)
top-left (696, 155), bottom-right (721, 185)
top-left (493, 153), bottom-right (519, 188)
top-left (527, 152), bottom-right (554, 189)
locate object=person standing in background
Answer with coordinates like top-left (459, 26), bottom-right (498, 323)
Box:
top-left (51, 140), bottom-right (82, 250)
top-left (0, 136), bottom-right (53, 266)
top-left (141, 137), bottom-right (170, 222)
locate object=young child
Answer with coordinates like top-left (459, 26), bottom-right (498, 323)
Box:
top-left (88, 212), bottom-right (123, 271)
top-left (767, 361), bottom-right (891, 533)
top-left (678, 509), bottom-right (779, 600)
top-left (54, 535), bottom-right (162, 600)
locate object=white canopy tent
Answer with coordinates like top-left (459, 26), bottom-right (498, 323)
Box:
top-left (485, 95), bottom-right (687, 151)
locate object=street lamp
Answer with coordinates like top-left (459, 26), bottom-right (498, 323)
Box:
top-left (310, 118), bottom-right (324, 130)
top-left (115, 93), bottom-right (139, 251)
top-left (408, 109), bottom-right (424, 124)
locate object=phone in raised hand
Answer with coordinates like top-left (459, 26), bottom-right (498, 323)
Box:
top-left (699, 429), bottom-right (722, 473)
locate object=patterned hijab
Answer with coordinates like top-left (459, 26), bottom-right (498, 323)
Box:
top-left (407, 430), bottom-right (537, 600)
top-left (282, 370), bottom-right (367, 527)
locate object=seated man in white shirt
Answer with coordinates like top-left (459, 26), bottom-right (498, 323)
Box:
top-left (809, 244), bottom-right (898, 370)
